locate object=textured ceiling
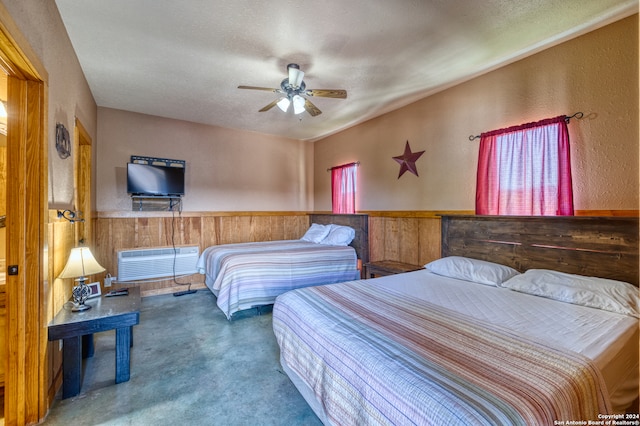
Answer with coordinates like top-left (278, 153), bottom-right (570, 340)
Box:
top-left (54, 0), bottom-right (637, 141)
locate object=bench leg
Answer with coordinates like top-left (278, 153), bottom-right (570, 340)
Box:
top-left (115, 326), bottom-right (132, 383)
top-left (62, 336), bottom-right (82, 398)
top-left (82, 333), bottom-right (94, 358)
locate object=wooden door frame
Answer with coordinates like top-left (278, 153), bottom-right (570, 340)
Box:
top-left (0, 9), bottom-right (48, 426)
top-left (74, 119), bottom-right (92, 245)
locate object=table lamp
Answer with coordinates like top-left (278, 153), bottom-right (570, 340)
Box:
top-left (58, 247), bottom-right (106, 312)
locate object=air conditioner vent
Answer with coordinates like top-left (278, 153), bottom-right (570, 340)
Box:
top-left (117, 246), bottom-right (200, 282)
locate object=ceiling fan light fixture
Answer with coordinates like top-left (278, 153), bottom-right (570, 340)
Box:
top-left (238, 63), bottom-right (346, 117)
top-left (292, 95), bottom-right (306, 115)
top-left (276, 97), bottom-right (291, 112)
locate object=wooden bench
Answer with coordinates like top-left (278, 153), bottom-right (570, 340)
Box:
top-left (48, 287), bottom-right (140, 398)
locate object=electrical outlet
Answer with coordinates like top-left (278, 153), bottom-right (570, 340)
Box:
top-left (104, 275), bottom-right (113, 287)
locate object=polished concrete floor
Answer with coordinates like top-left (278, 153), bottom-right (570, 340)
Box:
top-left (42, 290), bottom-right (322, 425)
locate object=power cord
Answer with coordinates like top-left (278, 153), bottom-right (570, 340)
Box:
top-left (169, 198), bottom-right (197, 297)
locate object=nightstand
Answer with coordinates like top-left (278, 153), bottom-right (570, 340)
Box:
top-left (364, 260), bottom-right (423, 279)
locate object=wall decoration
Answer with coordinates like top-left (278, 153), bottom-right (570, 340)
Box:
top-left (55, 122), bottom-right (71, 159)
top-left (393, 140), bottom-right (425, 178)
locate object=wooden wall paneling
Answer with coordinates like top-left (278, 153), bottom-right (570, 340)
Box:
top-left (235, 216), bottom-right (252, 243)
top-left (250, 215), bottom-right (272, 242)
top-left (180, 216), bottom-right (201, 247)
top-left (368, 216), bottom-right (385, 262)
top-left (217, 216), bottom-right (237, 243)
top-left (366, 216), bottom-right (442, 266)
top-left (47, 216), bottom-right (77, 405)
top-left (282, 215), bottom-right (295, 240)
top-left (417, 217), bottom-right (441, 266)
top-left (45, 222), bottom-right (56, 400)
top-left (135, 217), bottom-right (163, 248)
top-left (297, 214), bottom-right (310, 236)
top-left (383, 217), bottom-right (400, 261)
top-left (398, 218), bottom-right (420, 265)
top-left (110, 218), bottom-right (136, 254)
top-left (269, 215), bottom-right (285, 240)
top-left (200, 216), bottom-right (220, 249)
top-left (93, 217), bottom-right (112, 274)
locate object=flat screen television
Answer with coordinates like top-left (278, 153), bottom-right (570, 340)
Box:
top-left (127, 163), bottom-right (185, 197)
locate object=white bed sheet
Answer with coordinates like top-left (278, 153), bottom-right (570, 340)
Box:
top-left (370, 270), bottom-right (639, 412)
top-left (283, 270), bottom-right (639, 414)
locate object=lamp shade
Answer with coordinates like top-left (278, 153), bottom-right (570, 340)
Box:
top-left (276, 97), bottom-right (291, 113)
top-left (58, 247), bottom-right (105, 279)
top-left (292, 95), bottom-right (306, 115)
top-left (288, 67), bottom-right (304, 89)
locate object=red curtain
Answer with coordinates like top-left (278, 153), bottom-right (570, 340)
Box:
top-left (331, 163), bottom-right (357, 214)
top-left (476, 115), bottom-right (574, 216)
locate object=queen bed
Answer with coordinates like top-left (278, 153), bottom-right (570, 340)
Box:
top-left (273, 215), bottom-right (639, 425)
top-left (196, 213), bottom-right (368, 319)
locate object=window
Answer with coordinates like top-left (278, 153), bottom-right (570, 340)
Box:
top-left (476, 116), bottom-right (574, 215)
top-left (331, 162), bottom-right (358, 214)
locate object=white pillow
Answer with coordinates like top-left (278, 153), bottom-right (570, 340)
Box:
top-left (300, 223), bottom-right (331, 243)
top-left (425, 256), bottom-right (520, 286)
top-left (320, 225), bottom-right (356, 246)
top-left (500, 269), bottom-right (640, 318)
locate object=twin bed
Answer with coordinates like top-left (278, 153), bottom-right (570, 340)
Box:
top-left (272, 215), bottom-right (639, 425)
top-left (196, 214), bottom-right (368, 319)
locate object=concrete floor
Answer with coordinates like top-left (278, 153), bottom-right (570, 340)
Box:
top-left (42, 290), bottom-right (322, 425)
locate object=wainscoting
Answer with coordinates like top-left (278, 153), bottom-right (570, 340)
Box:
top-left (93, 211), bottom-right (449, 296)
top-left (93, 212), bottom-right (311, 296)
top-left (93, 210), bottom-right (637, 296)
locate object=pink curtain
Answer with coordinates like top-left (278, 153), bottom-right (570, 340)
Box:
top-left (476, 116), bottom-right (574, 216)
top-left (331, 163), bottom-right (357, 214)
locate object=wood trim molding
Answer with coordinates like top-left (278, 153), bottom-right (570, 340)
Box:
top-left (0, 4), bottom-right (46, 80)
top-left (96, 210), bottom-right (313, 218)
top-left (96, 210), bottom-right (639, 219)
top-left (1, 10), bottom-right (48, 424)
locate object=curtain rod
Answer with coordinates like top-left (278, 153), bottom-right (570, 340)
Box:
top-left (327, 161), bottom-right (360, 172)
top-left (468, 112), bottom-right (583, 141)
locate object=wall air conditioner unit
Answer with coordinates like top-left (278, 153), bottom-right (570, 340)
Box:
top-left (117, 245), bottom-right (200, 282)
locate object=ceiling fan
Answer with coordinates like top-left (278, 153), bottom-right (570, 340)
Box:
top-left (238, 63), bottom-right (347, 117)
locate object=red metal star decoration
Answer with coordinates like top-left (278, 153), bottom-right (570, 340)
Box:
top-left (393, 141), bottom-right (425, 178)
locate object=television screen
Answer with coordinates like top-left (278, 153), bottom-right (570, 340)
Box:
top-left (127, 163), bottom-right (185, 196)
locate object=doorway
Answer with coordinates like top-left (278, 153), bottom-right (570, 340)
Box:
top-left (0, 69), bottom-right (6, 423)
top-left (0, 20), bottom-right (47, 425)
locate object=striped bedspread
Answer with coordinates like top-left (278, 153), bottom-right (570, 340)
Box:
top-left (196, 240), bottom-right (359, 319)
top-left (273, 281), bottom-right (611, 425)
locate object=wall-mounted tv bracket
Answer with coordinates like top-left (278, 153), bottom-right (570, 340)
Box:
top-left (130, 155), bottom-right (186, 169)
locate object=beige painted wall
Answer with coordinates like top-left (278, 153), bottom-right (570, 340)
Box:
top-left (1, 0), bottom-right (98, 210)
top-left (314, 15), bottom-right (639, 212)
top-left (96, 107), bottom-right (314, 212)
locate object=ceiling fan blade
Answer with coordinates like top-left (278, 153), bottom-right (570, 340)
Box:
top-left (305, 89), bottom-right (347, 99)
top-left (238, 85), bottom-right (279, 92)
top-left (304, 99), bottom-right (322, 117)
top-left (259, 99), bottom-right (280, 112)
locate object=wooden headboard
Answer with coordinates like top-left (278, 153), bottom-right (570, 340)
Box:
top-left (308, 214), bottom-right (369, 265)
top-left (441, 215), bottom-right (639, 286)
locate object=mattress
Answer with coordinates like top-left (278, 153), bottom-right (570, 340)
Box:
top-left (273, 270), bottom-right (639, 424)
top-left (196, 240), bottom-right (359, 319)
